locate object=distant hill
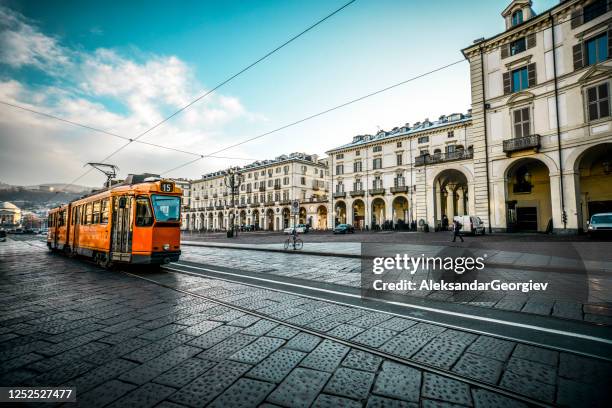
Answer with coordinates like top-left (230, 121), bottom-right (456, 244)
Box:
top-left (0, 188), bottom-right (88, 211)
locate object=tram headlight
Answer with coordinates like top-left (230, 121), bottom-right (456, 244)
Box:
top-left (163, 244), bottom-right (170, 251)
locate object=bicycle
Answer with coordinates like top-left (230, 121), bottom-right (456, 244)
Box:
top-left (284, 234), bottom-right (303, 250)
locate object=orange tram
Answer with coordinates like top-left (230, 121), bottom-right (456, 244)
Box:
top-left (47, 174), bottom-right (182, 267)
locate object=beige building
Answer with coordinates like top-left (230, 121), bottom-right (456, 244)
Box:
top-left (326, 114), bottom-right (473, 230)
top-left (0, 201), bottom-right (22, 227)
top-left (327, 0), bottom-right (611, 233)
top-left (172, 178), bottom-right (191, 230)
top-left (187, 152), bottom-right (329, 231)
top-left (463, 0), bottom-right (611, 233)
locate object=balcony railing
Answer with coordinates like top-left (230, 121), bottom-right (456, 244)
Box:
top-left (414, 149), bottom-right (474, 166)
top-left (264, 201), bottom-right (275, 206)
top-left (214, 205), bottom-right (223, 210)
top-left (274, 185), bottom-right (281, 190)
top-left (390, 186), bottom-right (408, 194)
top-left (503, 134), bottom-right (540, 155)
top-left (369, 188), bottom-right (385, 196)
top-left (350, 190), bottom-right (365, 197)
top-left (280, 200), bottom-right (291, 205)
top-left (333, 192), bottom-right (346, 198)
top-left (259, 186), bottom-right (265, 192)
top-left (237, 204), bottom-right (247, 209)
top-left (206, 206), bottom-right (214, 210)
top-left (250, 203), bottom-right (260, 207)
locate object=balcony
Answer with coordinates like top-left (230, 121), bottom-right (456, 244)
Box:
top-left (280, 200), bottom-right (291, 205)
top-left (349, 190), bottom-right (365, 197)
top-left (223, 192), bottom-right (228, 196)
top-left (213, 194), bottom-right (218, 198)
top-left (369, 188), bottom-right (385, 196)
top-left (250, 203), bottom-right (260, 207)
top-left (214, 205), bottom-right (223, 210)
top-left (264, 201), bottom-right (276, 206)
top-left (206, 206), bottom-right (214, 210)
top-left (333, 192), bottom-right (346, 198)
top-left (503, 134), bottom-right (540, 155)
top-left (415, 149), bottom-right (473, 166)
top-left (390, 186), bottom-right (408, 194)
top-left (274, 185), bottom-right (281, 190)
top-left (237, 204), bottom-right (247, 209)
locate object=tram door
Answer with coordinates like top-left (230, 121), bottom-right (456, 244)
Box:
top-left (111, 196), bottom-right (133, 261)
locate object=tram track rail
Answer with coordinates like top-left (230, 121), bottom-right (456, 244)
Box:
top-left (122, 261), bottom-right (612, 408)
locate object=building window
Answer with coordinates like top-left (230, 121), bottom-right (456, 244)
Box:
top-left (394, 173), bottom-right (405, 187)
top-left (583, 0), bottom-right (607, 23)
top-left (586, 33), bottom-right (608, 66)
top-left (447, 130), bottom-right (454, 138)
top-left (300, 177), bottom-right (306, 185)
top-left (373, 146), bottom-right (382, 153)
top-left (283, 177), bottom-right (289, 185)
top-left (511, 67), bottom-right (529, 92)
top-left (355, 150), bottom-right (360, 156)
top-left (513, 107), bottom-right (531, 138)
top-left (336, 182), bottom-right (344, 193)
top-left (354, 161), bottom-right (362, 173)
top-left (397, 141), bottom-right (402, 147)
top-left (587, 83), bottom-right (610, 121)
top-left (446, 144), bottom-right (456, 155)
top-left (336, 164), bottom-right (344, 175)
top-left (336, 153), bottom-right (344, 159)
top-left (373, 158), bottom-right (382, 170)
top-left (511, 9), bottom-right (523, 26)
top-left (396, 153), bottom-right (402, 166)
top-left (354, 179), bottom-right (362, 190)
top-left (510, 37), bottom-right (526, 55)
top-left (420, 149), bottom-right (429, 156)
top-left (418, 136), bottom-right (429, 144)
top-left (373, 176), bottom-right (383, 189)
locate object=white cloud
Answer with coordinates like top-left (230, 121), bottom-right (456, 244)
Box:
top-left (0, 5), bottom-right (263, 186)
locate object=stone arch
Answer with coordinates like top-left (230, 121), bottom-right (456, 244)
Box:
top-left (352, 199), bottom-right (365, 229)
top-left (266, 208), bottom-right (275, 231)
top-left (392, 195), bottom-right (409, 229)
top-left (505, 157), bottom-right (553, 232)
top-left (371, 197), bottom-right (386, 229)
top-left (282, 208), bottom-right (291, 229)
top-left (334, 201), bottom-right (347, 226)
top-left (432, 168), bottom-right (470, 230)
top-left (316, 205), bottom-right (328, 230)
top-left (252, 209), bottom-right (260, 229)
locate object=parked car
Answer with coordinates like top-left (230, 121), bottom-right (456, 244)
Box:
top-left (587, 213), bottom-right (612, 237)
top-left (0, 230), bottom-right (6, 242)
top-left (296, 224), bottom-right (311, 233)
top-left (333, 224), bottom-right (355, 234)
top-left (453, 215), bottom-right (485, 235)
top-left (284, 225), bottom-right (306, 234)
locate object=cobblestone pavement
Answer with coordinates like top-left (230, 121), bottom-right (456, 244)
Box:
top-left (180, 245), bottom-right (612, 325)
top-left (2, 238), bottom-right (611, 408)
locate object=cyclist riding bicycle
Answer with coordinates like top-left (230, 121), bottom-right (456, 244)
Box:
top-left (284, 226), bottom-right (303, 250)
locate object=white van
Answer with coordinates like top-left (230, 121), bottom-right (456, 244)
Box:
top-left (453, 215), bottom-right (485, 235)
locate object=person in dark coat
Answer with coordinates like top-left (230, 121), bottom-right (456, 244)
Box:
top-left (452, 219), bottom-right (464, 242)
top-left (442, 214), bottom-right (449, 231)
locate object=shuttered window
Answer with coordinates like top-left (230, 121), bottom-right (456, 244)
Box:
top-left (510, 38), bottom-right (526, 55)
top-left (586, 33), bottom-right (608, 65)
top-left (373, 158), bottom-right (382, 170)
top-left (583, 0), bottom-right (607, 23)
top-left (511, 67), bottom-right (529, 92)
top-left (587, 83), bottom-right (610, 121)
top-left (513, 107), bottom-right (531, 138)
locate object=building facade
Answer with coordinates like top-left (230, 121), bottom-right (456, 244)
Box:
top-left (187, 153), bottom-right (329, 231)
top-left (463, 0), bottom-right (611, 233)
top-left (172, 178), bottom-right (191, 230)
top-left (326, 0), bottom-right (611, 234)
top-left (0, 201), bottom-right (22, 228)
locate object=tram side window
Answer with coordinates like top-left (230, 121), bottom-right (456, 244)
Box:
top-left (59, 211), bottom-right (65, 227)
top-left (101, 199), bottom-right (109, 224)
top-left (86, 203), bottom-right (93, 224)
top-left (135, 196), bottom-right (154, 226)
top-left (93, 201), bottom-right (101, 224)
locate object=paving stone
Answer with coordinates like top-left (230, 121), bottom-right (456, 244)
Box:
top-left (240, 319), bottom-right (278, 336)
top-left (83, 338), bottom-right (151, 365)
top-left (452, 353), bottom-right (503, 384)
top-left (471, 389), bottom-right (528, 408)
top-left (421, 373), bottom-right (472, 406)
top-left (246, 348), bottom-right (306, 383)
top-left (499, 371), bottom-right (555, 402)
top-left (376, 316), bottom-right (418, 332)
top-left (379, 334), bottom-right (429, 359)
top-left (341, 349), bottom-right (382, 372)
top-left (75, 379), bottom-right (137, 408)
top-left (0, 340), bottom-right (53, 360)
top-left (266, 367), bottom-right (331, 408)
top-left (196, 334), bottom-right (257, 362)
top-left (123, 334), bottom-right (195, 363)
top-left (186, 325), bottom-right (242, 349)
top-left (28, 341), bottom-right (109, 372)
top-left (372, 361), bottom-right (421, 402)
top-left (421, 399), bottom-right (467, 408)
top-left (505, 357), bottom-right (556, 384)
top-left (299, 339), bottom-right (350, 372)
top-left (168, 360), bottom-right (251, 407)
top-left (552, 301), bottom-right (583, 320)
top-left (153, 358), bottom-right (217, 388)
top-left (313, 393), bottom-right (362, 408)
top-left (0, 352), bottom-right (43, 374)
top-left (179, 320), bottom-right (223, 336)
top-left (351, 327), bottom-right (398, 348)
top-left (467, 336), bottom-right (515, 361)
top-left (366, 395), bottom-right (418, 407)
top-left (326, 324), bottom-right (366, 340)
top-left (66, 358), bottom-right (139, 393)
top-left (324, 367), bottom-right (375, 400)
top-left (227, 314), bottom-right (261, 327)
top-left (229, 336), bottom-right (285, 364)
top-left (351, 312), bottom-right (392, 328)
top-left (27, 360), bottom-right (96, 386)
top-left (284, 332), bottom-right (321, 352)
top-left (99, 327), bottom-right (150, 345)
top-left (556, 377), bottom-right (610, 408)
top-left (119, 345), bottom-right (202, 385)
top-left (107, 382), bottom-right (176, 408)
top-left (521, 299), bottom-right (553, 315)
top-left (412, 337), bottom-right (471, 369)
top-left (511, 344), bottom-right (558, 366)
top-left (558, 353), bottom-right (611, 384)
top-left (0, 368), bottom-right (37, 386)
top-left (266, 325), bottom-right (300, 340)
top-left (208, 378), bottom-right (275, 408)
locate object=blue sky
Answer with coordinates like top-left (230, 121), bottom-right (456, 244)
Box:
top-left (0, 0), bottom-right (558, 186)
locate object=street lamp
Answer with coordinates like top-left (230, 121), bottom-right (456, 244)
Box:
top-left (224, 167), bottom-right (243, 238)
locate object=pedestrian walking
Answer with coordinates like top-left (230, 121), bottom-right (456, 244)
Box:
top-left (452, 219), bottom-right (464, 242)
